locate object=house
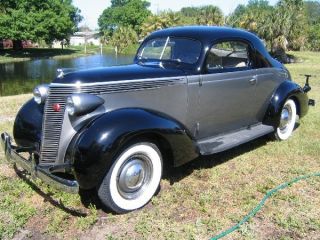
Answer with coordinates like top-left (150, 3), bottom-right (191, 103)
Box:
top-left (52, 31), bottom-right (101, 48)
top-left (70, 31), bottom-right (101, 46)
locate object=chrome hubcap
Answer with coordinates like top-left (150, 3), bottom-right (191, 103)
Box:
top-left (279, 105), bottom-right (292, 132)
top-left (117, 155), bottom-right (152, 199)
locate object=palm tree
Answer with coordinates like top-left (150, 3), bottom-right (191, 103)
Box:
top-left (109, 26), bottom-right (138, 54)
top-left (196, 6), bottom-right (224, 26)
top-left (140, 12), bottom-right (180, 38)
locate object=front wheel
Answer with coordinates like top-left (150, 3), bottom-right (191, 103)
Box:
top-left (274, 99), bottom-right (297, 140)
top-left (98, 142), bottom-right (162, 213)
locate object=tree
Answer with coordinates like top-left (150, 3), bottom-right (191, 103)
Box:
top-left (304, 1), bottom-right (320, 50)
top-left (140, 11), bottom-right (180, 38)
top-left (195, 6), bottom-right (224, 26)
top-left (0, 0), bottom-right (82, 49)
top-left (98, 0), bottom-right (151, 34)
top-left (110, 0), bottom-right (130, 7)
top-left (228, 0), bottom-right (273, 39)
top-left (274, 0), bottom-right (307, 50)
top-left (109, 26), bottom-right (138, 53)
top-left (304, 1), bottom-right (320, 24)
top-left (228, 0), bottom-right (307, 51)
top-left (180, 6), bottom-right (224, 26)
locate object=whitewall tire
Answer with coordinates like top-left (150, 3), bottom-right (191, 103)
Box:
top-left (98, 142), bottom-right (162, 213)
top-left (274, 99), bottom-right (297, 140)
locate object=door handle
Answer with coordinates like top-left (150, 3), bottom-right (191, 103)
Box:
top-left (249, 78), bottom-right (257, 85)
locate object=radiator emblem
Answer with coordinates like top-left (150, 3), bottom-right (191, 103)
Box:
top-left (52, 103), bottom-right (61, 112)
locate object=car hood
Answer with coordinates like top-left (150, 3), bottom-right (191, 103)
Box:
top-left (53, 64), bottom-right (185, 84)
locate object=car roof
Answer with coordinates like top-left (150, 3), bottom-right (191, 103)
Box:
top-left (139, 26), bottom-right (280, 72)
top-left (146, 26), bottom-right (265, 50)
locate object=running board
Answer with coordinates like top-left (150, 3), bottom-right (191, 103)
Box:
top-left (197, 124), bottom-right (274, 155)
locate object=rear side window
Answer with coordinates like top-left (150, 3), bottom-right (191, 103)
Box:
top-left (205, 40), bottom-right (252, 73)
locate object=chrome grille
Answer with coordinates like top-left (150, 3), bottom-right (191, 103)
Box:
top-left (40, 86), bottom-right (73, 164)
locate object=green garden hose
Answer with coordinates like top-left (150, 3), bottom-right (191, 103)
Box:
top-left (211, 172), bottom-right (320, 240)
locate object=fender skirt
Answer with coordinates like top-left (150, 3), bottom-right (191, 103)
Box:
top-left (70, 108), bottom-right (198, 189)
top-left (263, 80), bottom-right (309, 128)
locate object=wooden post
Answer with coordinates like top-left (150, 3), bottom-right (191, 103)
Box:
top-left (84, 39), bottom-right (87, 54)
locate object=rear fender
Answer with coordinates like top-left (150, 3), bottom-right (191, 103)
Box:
top-left (263, 80), bottom-right (309, 127)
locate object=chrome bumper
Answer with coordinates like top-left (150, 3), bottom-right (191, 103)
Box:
top-left (1, 132), bottom-right (79, 194)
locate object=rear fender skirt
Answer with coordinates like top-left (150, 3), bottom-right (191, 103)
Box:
top-left (70, 108), bottom-right (198, 189)
top-left (263, 80), bottom-right (309, 128)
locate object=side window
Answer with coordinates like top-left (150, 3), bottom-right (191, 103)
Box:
top-left (205, 40), bottom-right (252, 73)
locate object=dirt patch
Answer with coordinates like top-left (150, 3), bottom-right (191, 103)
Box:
top-left (0, 163), bottom-right (17, 178)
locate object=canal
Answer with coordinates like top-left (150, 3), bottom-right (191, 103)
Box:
top-left (0, 53), bottom-right (134, 96)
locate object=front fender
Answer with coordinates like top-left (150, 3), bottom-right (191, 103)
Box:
top-left (263, 80), bottom-right (309, 127)
top-left (13, 99), bottom-right (43, 149)
top-left (71, 108), bottom-right (198, 189)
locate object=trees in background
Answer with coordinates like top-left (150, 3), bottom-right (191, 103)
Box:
top-left (0, 0), bottom-right (82, 50)
top-left (0, 0), bottom-right (319, 52)
top-left (97, 0), bottom-right (319, 53)
top-left (98, 0), bottom-right (150, 52)
top-left (133, 5), bottom-right (225, 39)
top-left (98, 0), bottom-right (151, 35)
top-left (228, 0), bottom-right (307, 51)
top-left (305, 1), bottom-right (320, 50)
top-left (227, 0), bottom-right (273, 40)
top-left (179, 6), bottom-right (224, 26)
top-left (140, 12), bottom-right (180, 38)
top-left (109, 26), bottom-right (138, 53)
top-left (194, 6), bottom-right (224, 26)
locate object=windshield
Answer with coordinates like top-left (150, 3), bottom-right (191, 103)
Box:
top-left (137, 37), bottom-right (202, 64)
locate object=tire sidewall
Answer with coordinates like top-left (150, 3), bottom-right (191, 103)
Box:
top-left (275, 99), bottom-right (297, 140)
top-left (98, 142), bottom-right (162, 213)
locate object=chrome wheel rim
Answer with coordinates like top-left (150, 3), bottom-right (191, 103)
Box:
top-left (279, 103), bottom-right (293, 133)
top-left (117, 154), bottom-right (152, 200)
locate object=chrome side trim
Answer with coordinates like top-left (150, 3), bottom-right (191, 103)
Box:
top-left (50, 76), bottom-right (186, 87)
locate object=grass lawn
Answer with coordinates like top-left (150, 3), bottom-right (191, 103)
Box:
top-left (0, 51), bottom-right (319, 239)
top-left (0, 48), bottom-right (96, 64)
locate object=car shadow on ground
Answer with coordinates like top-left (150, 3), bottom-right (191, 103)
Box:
top-left (163, 135), bottom-right (270, 185)
top-left (14, 165), bottom-right (88, 217)
top-left (13, 135), bottom-right (271, 215)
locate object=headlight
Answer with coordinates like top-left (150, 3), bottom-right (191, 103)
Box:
top-left (66, 96), bottom-right (76, 116)
top-left (66, 93), bottom-right (104, 116)
top-left (33, 84), bottom-right (49, 104)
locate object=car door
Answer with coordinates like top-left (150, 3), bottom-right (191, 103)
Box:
top-left (198, 40), bottom-right (260, 139)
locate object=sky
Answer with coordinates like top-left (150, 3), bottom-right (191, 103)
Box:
top-left (73, 0), bottom-right (279, 30)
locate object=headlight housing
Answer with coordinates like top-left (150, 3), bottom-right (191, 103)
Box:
top-left (33, 84), bottom-right (49, 104)
top-left (66, 93), bottom-right (104, 116)
top-left (66, 96), bottom-right (76, 116)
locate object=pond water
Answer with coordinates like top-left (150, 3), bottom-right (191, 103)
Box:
top-left (0, 53), bottom-right (134, 96)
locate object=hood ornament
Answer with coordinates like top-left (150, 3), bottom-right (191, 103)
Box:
top-left (57, 69), bottom-right (64, 79)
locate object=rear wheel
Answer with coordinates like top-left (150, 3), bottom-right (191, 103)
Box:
top-left (98, 142), bottom-right (162, 213)
top-left (274, 99), bottom-right (297, 140)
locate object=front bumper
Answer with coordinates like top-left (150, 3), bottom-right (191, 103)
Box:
top-left (1, 132), bottom-right (79, 194)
